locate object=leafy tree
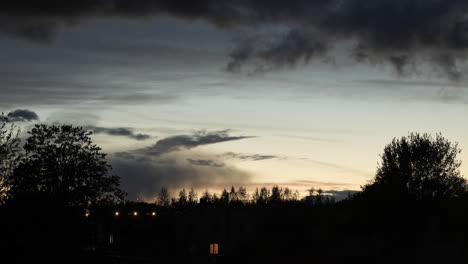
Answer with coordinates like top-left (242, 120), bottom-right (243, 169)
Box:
top-left (5, 124), bottom-right (124, 207)
top-left (363, 132), bottom-right (466, 200)
top-left (0, 114), bottom-right (21, 202)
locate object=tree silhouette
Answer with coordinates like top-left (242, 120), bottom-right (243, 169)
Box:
top-left (283, 187), bottom-right (292, 201)
top-left (229, 186), bottom-right (238, 202)
top-left (178, 188), bottom-right (188, 205)
top-left (200, 189), bottom-right (213, 204)
top-left (270, 185), bottom-right (283, 203)
top-left (220, 188), bottom-right (229, 203)
top-left (238, 186), bottom-right (248, 202)
top-left (157, 187), bottom-right (171, 207)
top-left (257, 187), bottom-right (269, 204)
top-left (0, 114), bottom-right (21, 202)
top-left (5, 124), bottom-right (124, 207)
top-left (316, 188), bottom-right (323, 204)
top-left (363, 132), bottom-right (466, 200)
top-left (188, 187), bottom-right (197, 204)
top-left (252, 188), bottom-right (260, 203)
top-left (305, 187), bottom-right (315, 204)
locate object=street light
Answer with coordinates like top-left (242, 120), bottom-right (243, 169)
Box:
top-left (115, 211), bottom-right (119, 216)
top-left (151, 212), bottom-right (156, 216)
top-left (133, 211), bottom-right (138, 216)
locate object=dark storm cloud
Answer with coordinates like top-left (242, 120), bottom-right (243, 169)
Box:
top-left (4, 1), bottom-right (468, 78)
top-left (141, 130), bottom-right (253, 155)
top-left (109, 151), bottom-right (251, 200)
top-left (108, 129), bottom-right (253, 199)
top-left (6, 109), bottom-right (39, 122)
top-left (227, 29), bottom-right (328, 74)
top-left (85, 125), bottom-right (151, 140)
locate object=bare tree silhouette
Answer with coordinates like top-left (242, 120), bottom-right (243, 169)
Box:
top-left (0, 114), bottom-right (21, 203)
top-left (157, 187), bottom-right (171, 207)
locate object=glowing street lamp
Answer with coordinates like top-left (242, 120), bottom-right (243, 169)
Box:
top-left (115, 211), bottom-right (119, 216)
top-left (151, 212), bottom-right (156, 216)
top-left (133, 211), bottom-right (138, 216)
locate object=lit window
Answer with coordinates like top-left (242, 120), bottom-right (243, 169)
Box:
top-left (209, 243), bottom-right (219, 255)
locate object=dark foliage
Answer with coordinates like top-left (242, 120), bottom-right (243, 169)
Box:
top-left (363, 132), bottom-right (466, 200)
top-left (4, 124), bottom-right (125, 207)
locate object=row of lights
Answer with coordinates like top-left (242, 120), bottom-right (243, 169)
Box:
top-left (85, 211), bottom-right (157, 217)
top-left (123, 211), bottom-right (157, 216)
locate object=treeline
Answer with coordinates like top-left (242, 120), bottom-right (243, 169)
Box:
top-left (153, 186), bottom-right (338, 207)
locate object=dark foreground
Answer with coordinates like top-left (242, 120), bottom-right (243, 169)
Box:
top-left (2, 197), bottom-right (468, 263)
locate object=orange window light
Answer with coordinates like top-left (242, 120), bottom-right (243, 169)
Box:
top-left (209, 243), bottom-right (219, 255)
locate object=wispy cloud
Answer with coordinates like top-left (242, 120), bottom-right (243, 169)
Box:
top-left (140, 130), bottom-right (253, 155)
top-left (186, 159), bottom-right (225, 167)
top-left (222, 152), bottom-right (279, 161)
top-left (303, 159), bottom-right (373, 177)
top-left (85, 125), bottom-right (151, 141)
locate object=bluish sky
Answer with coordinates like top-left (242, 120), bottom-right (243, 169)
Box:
top-left (2, 1), bottom-right (468, 200)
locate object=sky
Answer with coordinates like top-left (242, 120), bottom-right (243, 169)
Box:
top-left (2, 1), bottom-right (468, 200)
